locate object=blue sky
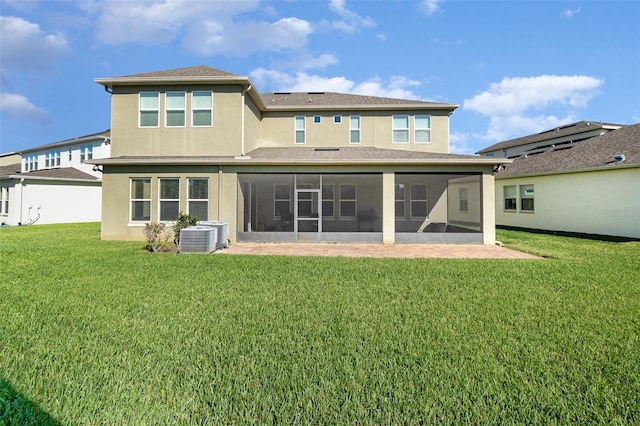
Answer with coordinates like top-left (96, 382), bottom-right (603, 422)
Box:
top-left (1, 0), bottom-right (639, 155)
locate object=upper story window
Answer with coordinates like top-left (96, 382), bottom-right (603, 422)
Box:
top-left (313, 115), bottom-right (321, 124)
top-left (139, 92), bottom-right (160, 127)
top-left (333, 115), bottom-right (342, 124)
top-left (192, 91), bottom-right (213, 127)
top-left (68, 148), bottom-right (72, 161)
top-left (415, 115), bottom-right (431, 143)
top-left (166, 92), bottom-right (186, 127)
top-left (80, 145), bottom-right (93, 162)
top-left (295, 116), bottom-right (306, 144)
top-left (393, 115), bottom-right (409, 143)
top-left (349, 115), bottom-right (361, 144)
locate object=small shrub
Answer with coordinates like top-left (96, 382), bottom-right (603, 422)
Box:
top-left (173, 212), bottom-right (198, 245)
top-left (143, 222), bottom-right (172, 252)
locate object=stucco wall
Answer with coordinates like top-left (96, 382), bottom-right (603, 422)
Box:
top-left (110, 85), bottom-right (244, 157)
top-left (259, 110), bottom-right (450, 153)
top-left (496, 167), bottom-right (640, 238)
top-left (3, 180), bottom-right (101, 226)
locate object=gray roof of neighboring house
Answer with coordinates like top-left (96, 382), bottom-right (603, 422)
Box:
top-left (495, 123), bottom-right (640, 178)
top-left (0, 163), bottom-right (21, 176)
top-left (0, 164), bottom-right (99, 181)
top-left (477, 121), bottom-right (624, 154)
top-left (88, 147), bottom-right (507, 166)
top-left (96, 65), bottom-right (458, 111)
top-left (20, 130), bottom-right (111, 154)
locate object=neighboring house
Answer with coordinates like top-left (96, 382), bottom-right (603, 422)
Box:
top-left (481, 123), bottom-right (640, 239)
top-left (477, 121), bottom-right (623, 158)
top-left (90, 65), bottom-right (508, 244)
top-left (0, 130), bottom-right (110, 226)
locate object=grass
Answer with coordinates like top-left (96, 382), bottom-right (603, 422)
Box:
top-left (1, 223), bottom-right (639, 424)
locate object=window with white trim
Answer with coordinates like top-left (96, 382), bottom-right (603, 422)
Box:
top-left (333, 115), bottom-right (342, 124)
top-left (192, 91), bottom-right (213, 127)
top-left (295, 116), bottom-right (306, 144)
top-left (166, 91), bottom-right (186, 127)
top-left (322, 184), bottom-right (334, 217)
top-left (339, 184), bottom-right (356, 219)
top-left (55, 150), bottom-right (61, 166)
top-left (80, 146), bottom-right (86, 162)
top-left (274, 184), bottom-right (291, 218)
top-left (188, 178), bottom-right (209, 220)
top-left (410, 184), bottom-right (428, 218)
top-left (459, 188), bottom-right (468, 212)
top-left (86, 145), bottom-right (93, 160)
top-left (395, 183), bottom-right (406, 218)
top-left (520, 184), bottom-right (534, 212)
top-left (130, 178), bottom-right (151, 222)
top-left (415, 115), bottom-right (431, 143)
top-left (503, 185), bottom-right (516, 211)
top-left (313, 115), bottom-right (321, 124)
top-left (393, 115), bottom-right (409, 143)
top-left (1, 187), bottom-right (9, 215)
top-left (68, 148), bottom-right (72, 161)
top-left (349, 115), bottom-right (360, 144)
top-left (159, 178), bottom-right (180, 222)
top-left (139, 92), bottom-right (159, 127)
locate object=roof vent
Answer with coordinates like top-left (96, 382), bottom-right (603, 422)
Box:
top-left (613, 154), bottom-right (626, 164)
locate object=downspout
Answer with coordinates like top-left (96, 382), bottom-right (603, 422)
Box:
top-left (218, 165), bottom-right (222, 220)
top-left (18, 178), bottom-right (24, 225)
top-left (241, 84), bottom-right (252, 156)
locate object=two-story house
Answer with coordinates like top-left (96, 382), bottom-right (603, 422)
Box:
top-left (91, 65), bottom-right (507, 245)
top-left (0, 130), bottom-right (110, 226)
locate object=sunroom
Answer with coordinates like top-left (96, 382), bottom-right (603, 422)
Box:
top-left (236, 171), bottom-right (485, 244)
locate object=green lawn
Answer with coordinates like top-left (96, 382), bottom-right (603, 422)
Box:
top-left (1, 223), bottom-right (639, 424)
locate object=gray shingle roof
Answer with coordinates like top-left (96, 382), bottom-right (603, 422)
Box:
top-left (262, 92), bottom-right (454, 108)
top-left (0, 166), bottom-right (99, 181)
top-left (477, 121), bottom-right (623, 154)
top-left (0, 163), bottom-right (21, 176)
top-left (246, 146), bottom-right (478, 161)
top-left (496, 123), bottom-right (640, 178)
top-left (118, 65), bottom-right (239, 78)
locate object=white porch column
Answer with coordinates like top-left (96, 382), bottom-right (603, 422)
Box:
top-left (482, 172), bottom-right (496, 245)
top-left (382, 172), bottom-right (395, 244)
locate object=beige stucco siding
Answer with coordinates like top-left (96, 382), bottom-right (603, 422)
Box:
top-left (259, 111), bottom-right (450, 152)
top-left (100, 165), bottom-right (221, 240)
top-left (110, 85), bottom-right (244, 157)
top-left (496, 167), bottom-right (640, 238)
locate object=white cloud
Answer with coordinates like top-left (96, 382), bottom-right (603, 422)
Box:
top-left (0, 16), bottom-right (69, 72)
top-left (327, 0), bottom-right (375, 33)
top-left (562, 7), bottom-right (581, 18)
top-left (186, 17), bottom-right (312, 56)
top-left (463, 75), bottom-right (603, 140)
top-left (250, 68), bottom-right (423, 100)
top-left (419, 0), bottom-right (443, 16)
top-left (0, 93), bottom-right (49, 124)
top-left (94, 0), bottom-right (259, 45)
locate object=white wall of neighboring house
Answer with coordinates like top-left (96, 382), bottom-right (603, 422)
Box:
top-left (496, 167), bottom-right (640, 239)
top-left (21, 138), bottom-right (110, 178)
top-left (2, 178), bottom-right (102, 226)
